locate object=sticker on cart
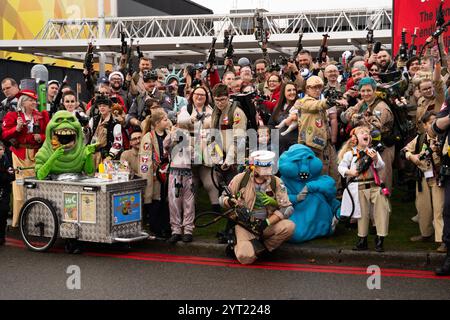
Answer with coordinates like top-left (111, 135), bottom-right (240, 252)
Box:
top-left (63, 192), bottom-right (78, 222)
top-left (113, 192), bottom-right (141, 225)
top-left (80, 193), bottom-right (96, 224)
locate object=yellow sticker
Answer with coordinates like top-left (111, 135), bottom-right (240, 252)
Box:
top-left (234, 113), bottom-right (241, 124)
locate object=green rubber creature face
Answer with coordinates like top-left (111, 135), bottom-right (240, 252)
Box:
top-left (46, 110), bottom-right (82, 151)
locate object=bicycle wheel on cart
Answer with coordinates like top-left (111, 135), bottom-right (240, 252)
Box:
top-left (19, 197), bottom-right (59, 252)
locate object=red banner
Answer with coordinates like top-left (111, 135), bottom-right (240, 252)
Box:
top-left (392, 0), bottom-right (450, 57)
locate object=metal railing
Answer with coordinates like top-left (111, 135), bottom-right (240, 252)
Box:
top-left (34, 8), bottom-right (392, 40)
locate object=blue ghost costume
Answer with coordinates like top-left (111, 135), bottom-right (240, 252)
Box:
top-left (279, 144), bottom-right (341, 243)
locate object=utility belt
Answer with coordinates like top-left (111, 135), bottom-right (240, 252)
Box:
top-left (352, 178), bottom-right (377, 190)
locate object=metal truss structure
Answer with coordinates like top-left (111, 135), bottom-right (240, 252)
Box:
top-left (0, 8), bottom-right (392, 64)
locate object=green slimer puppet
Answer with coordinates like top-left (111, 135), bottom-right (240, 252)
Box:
top-left (35, 111), bottom-right (96, 180)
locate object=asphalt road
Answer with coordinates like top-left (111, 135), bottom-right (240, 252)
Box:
top-left (1, 237), bottom-right (450, 301)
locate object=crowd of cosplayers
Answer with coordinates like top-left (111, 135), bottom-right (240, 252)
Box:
top-left (1, 9), bottom-right (450, 274)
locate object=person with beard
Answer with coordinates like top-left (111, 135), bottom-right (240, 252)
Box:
top-left (219, 150), bottom-right (295, 264)
top-left (127, 70), bottom-right (171, 128)
top-left (371, 49), bottom-right (397, 74)
top-left (254, 59), bottom-right (270, 96)
top-left (109, 71), bottom-right (132, 108)
top-left (165, 75), bottom-right (187, 113)
top-left (128, 57), bottom-right (152, 97)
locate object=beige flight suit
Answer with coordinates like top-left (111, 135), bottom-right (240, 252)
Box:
top-left (219, 172), bottom-right (295, 265)
top-left (295, 95), bottom-right (337, 178)
top-left (343, 98), bottom-right (395, 191)
top-left (403, 134), bottom-right (444, 242)
top-left (416, 79), bottom-right (445, 132)
top-left (338, 149), bottom-right (391, 237)
top-left (211, 102), bottom-right (247, 167)
top-left (138, 132), bottom-right (154, 204)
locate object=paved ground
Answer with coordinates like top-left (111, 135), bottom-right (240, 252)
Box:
top-left (1, 237), bottom-right (449, 301)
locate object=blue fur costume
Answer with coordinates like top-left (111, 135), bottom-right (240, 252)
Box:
top-left (279, 144), bottom-right (341, 243)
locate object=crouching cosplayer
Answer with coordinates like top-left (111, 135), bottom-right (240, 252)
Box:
top-left (219, 150), bottom-right (295, 265)
top-left (338, 126), bottom-right (391, 252)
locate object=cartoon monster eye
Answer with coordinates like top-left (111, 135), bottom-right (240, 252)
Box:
top-left (69, 117), bottom-right (76, 122)
top-left (55, 118), bottom-right (63, 123)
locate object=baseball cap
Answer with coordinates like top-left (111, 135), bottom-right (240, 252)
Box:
top-left (306, 76), bottom-right (324, 88)
top-left (48, 80), bottom-right (60, 87)
top-left (238, 57), bottom-right (251, 67)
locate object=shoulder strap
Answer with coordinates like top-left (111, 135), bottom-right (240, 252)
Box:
top-left (238, 169), bottom-right (251, 193)
top-left (187, 103), bottom-right (193, 115)
top-left (228, 101), bottom-right (238, 123)
top-left (270, 176), bottom-right (277, 192)
top-left (415, 133), bottom-right (426, 155)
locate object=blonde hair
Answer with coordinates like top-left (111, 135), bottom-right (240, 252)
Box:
top-left (150, 109), bottom-right (167, 128)
top-left (337, 126), bottom-right (371, 163)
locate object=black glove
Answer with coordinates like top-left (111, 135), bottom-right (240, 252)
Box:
top-left (250, 219), bottom-right (269, 236)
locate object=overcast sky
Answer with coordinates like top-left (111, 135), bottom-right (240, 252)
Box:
top-left (191, 0), bottom-right (392, 14)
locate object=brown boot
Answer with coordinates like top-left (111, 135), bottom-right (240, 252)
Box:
top-left (437, 243), bottom-right (447, 253)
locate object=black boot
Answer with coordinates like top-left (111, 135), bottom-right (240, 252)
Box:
top-left (211, 204), bottom-right (222, 214)
top-left (375, 236), bottom-right (385, 252)
top-left (353, 236), bottom-right (368, 251)
top-left (250, 239), bottom-right (267, 257)
top-left (435, 247), bottom-right (450, 276)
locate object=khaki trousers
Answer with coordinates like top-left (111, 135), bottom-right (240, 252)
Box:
top-left (357, 187), bottom-right (390, 237)
top-left (11, 151), bottom-right (36, 227)
top-left (415, 177), bottom-right (444, 242)
top-left (192, 165), bottom-right (219, 205)
top-left (234, 220), bottom-right (295, 265)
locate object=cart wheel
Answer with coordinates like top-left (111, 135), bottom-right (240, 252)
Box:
top-left (19, 198), bottom-right (58, 252)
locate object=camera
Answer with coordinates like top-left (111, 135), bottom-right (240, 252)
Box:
top-left (32, 123), bottom-right (41, 134)
top-left (143, 70), bottom-right (158, 82)
top-left (373, 41), bottom-right (382, 54)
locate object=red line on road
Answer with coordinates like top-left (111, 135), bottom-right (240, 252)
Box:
top-left (6, 238), bottom-right (450, 280)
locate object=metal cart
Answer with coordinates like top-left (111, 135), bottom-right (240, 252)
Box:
top-left (19, 176), bottom-right (149, 252)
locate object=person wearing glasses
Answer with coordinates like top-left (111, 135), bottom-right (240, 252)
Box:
top-left (184, 86), bottom-right (220, 214)
top-left (109, 71), bottom-right (132, 109)
top-left (416, 61), bottom-right (445, 132)
top-left (2, 90), bottom-right (49, 227)
top-left (295, 76), bottom-right (343, 178)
